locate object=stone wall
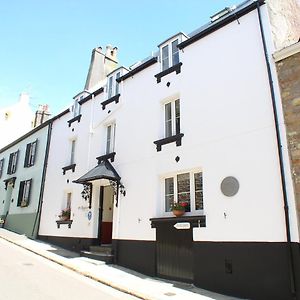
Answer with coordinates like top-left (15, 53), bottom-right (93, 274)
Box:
top-left (276, 50), bottom-right (300, 235)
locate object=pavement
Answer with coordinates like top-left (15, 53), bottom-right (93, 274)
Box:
top-left (0, 228), bottom-right (242, 300)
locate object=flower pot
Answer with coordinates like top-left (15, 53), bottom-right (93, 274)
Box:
top-left (172, 209), bottom-right (185, 217)
top-left (59, 216), bottom-right (69, 221)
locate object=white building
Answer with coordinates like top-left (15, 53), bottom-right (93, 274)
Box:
top-left (38, 1), bottom-right (300, 299)
top-left (0, 93), bottom-right (34, 149)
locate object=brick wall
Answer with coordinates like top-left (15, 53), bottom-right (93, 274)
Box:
top-left (276, 51), bottom-right (300, 235)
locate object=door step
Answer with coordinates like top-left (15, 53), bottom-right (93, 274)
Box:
top-left (80, 244), bottom-right (114, 264)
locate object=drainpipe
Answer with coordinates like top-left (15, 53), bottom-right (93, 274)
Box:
top-left (256, 2), bottom-right (297, 298)
top-left (32, 121), bottom-right (53, 238)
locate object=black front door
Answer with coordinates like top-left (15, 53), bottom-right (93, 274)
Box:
top-left (156, 222), bottom-right (193, 282)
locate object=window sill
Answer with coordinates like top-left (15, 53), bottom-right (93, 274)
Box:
top-left (56, 220), bottom-right (73, 228)
top-left (62, 164), bottom-right (76, 175)
top-left (153, 133), bottom-right (184, 152)
top-left (150, 215), bottom-right (206, 228)
top-left (101, 94), bottom-right (120, 110)
top-left (154, 62), bottom-right (182, 83)
top-left (67, 114), bottom-right (82, 127)
top-left (96, 152), bottom-right (116, 163)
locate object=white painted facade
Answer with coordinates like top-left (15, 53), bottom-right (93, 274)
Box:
top-left (38, 3), bottom-right (299, 246)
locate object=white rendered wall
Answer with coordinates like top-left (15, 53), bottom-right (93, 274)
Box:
top-left (112, 8), bottom-right (291, 243)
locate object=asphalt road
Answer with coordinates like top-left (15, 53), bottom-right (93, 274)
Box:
top-left (0, 238), bottom-right (138, 300)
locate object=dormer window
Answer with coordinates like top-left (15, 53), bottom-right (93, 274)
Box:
top-left (155, 33), bottom-right (186, 83)
top-left (107, 69), bottom-right (123, 99)
top-left (73, 99), bottom-right (81, 117)
top-left (162, 39), bottom-right (180, 71)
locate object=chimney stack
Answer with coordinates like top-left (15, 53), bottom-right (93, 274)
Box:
top-left (34, 104), bottom-right (51, 127)
top-left (84, 45), bottom-right (118, 91)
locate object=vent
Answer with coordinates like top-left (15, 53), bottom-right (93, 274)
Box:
top-left (210, 6), bottom-right (236, 22)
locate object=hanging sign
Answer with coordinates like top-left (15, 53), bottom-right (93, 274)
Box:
top-left (87, 211), bottom-right (92, 221)
top-left (174, 222), bottom-right (190, 230)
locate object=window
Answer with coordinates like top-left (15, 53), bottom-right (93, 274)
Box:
top-left (70, 140), bottom-right (76, 165)
top-left (17, 179), bottom-right (32, 207)
top-left (165, 99), bottom-right (180, 138)
top-left (7, 151), bottom-right (19, 175)
top-left (161, 38), bottom-right (179, 71)
top-left (73, 99), bottom-right (81, 117)
top-left (0, 159), bottom-right (4, 178)
top-left (108, 76), bottom-right (113, 99)
top-left (24, 140), bottom-right (38, 167)
top-left (164, 172), bottom-right (203, 213)
top-left (66, 192), bottom-right (72, 210)
top-left (106, 123), bottom-right (116, 154)
top-left (107, 70), bottom-right (123, 100)
top-left (115, 72), bottom-right (121, 95)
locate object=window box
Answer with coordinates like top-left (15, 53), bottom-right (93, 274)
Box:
top-left (67, 114), bottom-right (82, 127)
top-left (56, 220), bottom-right (73, 229)
top-left (150, 215), bottom-right (206, 228)
top-left (101, 94), bottom-right (120, 110)
top-left (62, 164), bottom-right (76, 175)
top-left (154, 62), bottom-right (183, 83)
top-left (154, 133), bottom-right (184, 152)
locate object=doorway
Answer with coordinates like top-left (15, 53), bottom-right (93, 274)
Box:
top-left (98, 185), bottom-right (114, 244)
top-left (3, 183), bottom-right (13, 224)
top-left (156, 222), bottom-right (194, 282)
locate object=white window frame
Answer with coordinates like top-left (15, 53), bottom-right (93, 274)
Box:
top-left (160, 37), bottom-right (181, 71)
top-left (73, 99), bottom-right (81, 117)
top-left (106, 123), bottom-right (116, 154)
top-left (70, 139), bottom-right (76, 165)
top-left (164, 99), bottom-right (180, 138)
top-left (162, 170), bottom-right (203, 215)
top-left (107, 70), bottom-right (122, 99)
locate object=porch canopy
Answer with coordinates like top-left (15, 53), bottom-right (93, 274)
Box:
top-left (73, 160), bottom-right (121, 184)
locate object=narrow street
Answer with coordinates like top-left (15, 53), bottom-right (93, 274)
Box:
top-left (0, 238), bottom-right (138, 300)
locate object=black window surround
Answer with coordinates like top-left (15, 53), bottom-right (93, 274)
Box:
top-left (154, 133), bottom-right (184, 152)
top-left (150, 215), bottom-right (206, 228)
top-left (56, 220), bottom-right (73, 228)
top-left (67, 114), bottom-right (82, 127)
top-left (101, 94), bottom-right (120, 110)
top-left (96, 152), bottom-right (116, 163)
top-left (154, 62), bottom-right (183, 83)
top-left (62, 164), bottom-right (76, 175)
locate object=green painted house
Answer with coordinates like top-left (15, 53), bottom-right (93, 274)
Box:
top-left (0, 120), bottom-right (52, 238)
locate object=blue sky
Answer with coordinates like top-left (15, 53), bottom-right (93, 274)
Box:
top-left (0, 0), bottom-right (237, 114)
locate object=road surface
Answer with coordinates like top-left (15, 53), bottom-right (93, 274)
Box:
top-left (0, 238), bottom-right (138, 300)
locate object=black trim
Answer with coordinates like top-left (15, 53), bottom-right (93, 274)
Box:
top-left (38, 235), bottom-right (97, 252)
top-left (178, 0), bottom-right (265, 50)
top-left (62, 164), bottom-right (76, 175)
top-left (154, 133), bottom-right (184, 151)
top-left (78, 87), bottom-right (104, 105)
top-left (117, 57), bottom-right (158, 82)
top-left (112, 238), bottom-right (300, 300)
top-left (113, 239), bottom-right (156, 276)
top-left (154, 62), bottom-right (182, 83)
top-left (96, 152), bottom-right (116, 163)
top-left (3, 177), bottom-right (16, 190)
top-left (67, 114), bottom-right (82, 127)
top-left (150, 215), bottom-right (206, 228)
top-left (56, 220), bottom-right (73, 228)
top-left (101, 94), bottom-right (120, 110)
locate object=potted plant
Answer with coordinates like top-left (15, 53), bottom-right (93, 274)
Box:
top-left (59, 208), bottom-right (71, 221)
top-left (171, 201), bottom-right (188, 217)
